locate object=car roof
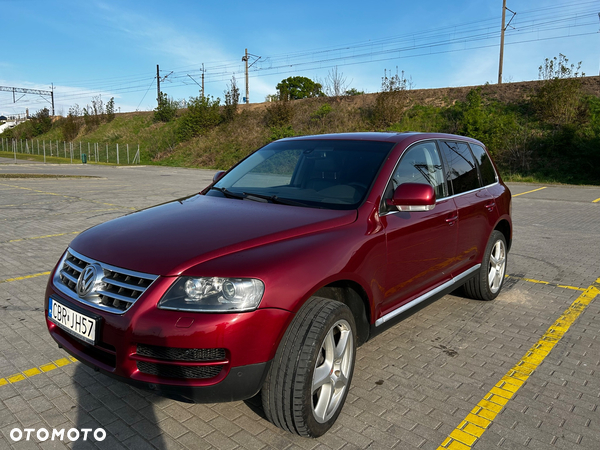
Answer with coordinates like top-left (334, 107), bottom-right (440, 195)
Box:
top-left (279, 132), bottom-right (485, 146)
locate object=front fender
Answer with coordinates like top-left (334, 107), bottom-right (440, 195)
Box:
top-left (180, 224), bottom-right (386, 317)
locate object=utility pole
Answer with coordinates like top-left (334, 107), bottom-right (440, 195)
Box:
top-left (51, 83), bottom-right (55, 116)
top-left (498, 2), bottom-right (516, 84)
top-left (157, 64), bottom-right (161, 105)
top-left (241, 49), bottom-right (261, 104)
top-left (243, 49), bottom-right (249, 104)
top-left (498, 0), bottom-right (507, 84)
top-left (201, 63), bottom-right (205, 98)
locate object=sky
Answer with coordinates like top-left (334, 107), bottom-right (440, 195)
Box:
top-left (0, 0), bottom-right (599, 117)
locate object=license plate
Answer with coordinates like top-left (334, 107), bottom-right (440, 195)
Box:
top-left (48, 298), bottom-right (97, 345)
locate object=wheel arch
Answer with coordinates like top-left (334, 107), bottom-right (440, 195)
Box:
top-left (312, 280), bottom-right (371, 346)
top-left (494, 219), bottom-right (512, 252)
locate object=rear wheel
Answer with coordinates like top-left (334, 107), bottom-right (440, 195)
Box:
top-left (464, 230), bottom-right (507, 301)
top-left (261, 297), bottom-right (356, 437)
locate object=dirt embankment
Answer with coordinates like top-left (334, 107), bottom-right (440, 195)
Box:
top-left (236, 76), bottom-right (600, 112)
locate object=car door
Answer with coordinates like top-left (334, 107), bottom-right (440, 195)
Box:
top-left (438, 140), bottom-right (498, 275)
top-left (380, 141), bottom-right (458, 316)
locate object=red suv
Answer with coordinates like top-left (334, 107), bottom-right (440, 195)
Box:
top-left (45, 132), bottom-right (511, 437)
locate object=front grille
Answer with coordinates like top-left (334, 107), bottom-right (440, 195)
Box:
top-left (136, 344), bottom-right (226, 362)
top-left (136, 361), bottom-right (223, 379)
top-left (55, 248), bottom-right (158, 314)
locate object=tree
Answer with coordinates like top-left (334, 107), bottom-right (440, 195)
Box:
top-left (30, 108), bottom-right (53, 136)
top-left (222, 75), bottom-right (240, 122)
top-left (83, 95), bottom-right (105, 128)
top-left (106, 97), bottom-right (116, 122)
top-left (324, 67), bottom-right (350, 97)
top-left (276, 76), bottom-right (324, 100)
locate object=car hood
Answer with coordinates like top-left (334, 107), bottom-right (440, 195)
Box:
top-left (70, 194), bottom-right (357, 276)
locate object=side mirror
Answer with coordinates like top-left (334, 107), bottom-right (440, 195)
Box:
top-left (386, 183), bottom-right (436, 212)
top-left (213, 171), bottom-right (226, 183)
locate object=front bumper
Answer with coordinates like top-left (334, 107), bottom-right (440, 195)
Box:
top-left (44, 277), bottom-right (291, 403)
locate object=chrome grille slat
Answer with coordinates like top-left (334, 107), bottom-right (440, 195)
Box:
top-left (101, 277), bottom-right (146, 292)
top-left (63, 259), bottom-right (85, 272)
top-left (53, 248), bottom-right (158, 315)
top-left (60, 270), bottom-right (79, 285)
top-left (96, 290), bottom-right (136, 303)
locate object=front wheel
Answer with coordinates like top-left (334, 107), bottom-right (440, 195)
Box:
top-left (261, 297), bottom-right (356, 437)
top-left (464, 230), bottom-right (507, 301)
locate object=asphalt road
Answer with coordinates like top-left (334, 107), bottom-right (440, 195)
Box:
top-left (0, 159), bottom-right (599, 450)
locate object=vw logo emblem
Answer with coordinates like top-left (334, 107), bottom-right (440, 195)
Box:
top-left (76, 264), bottom-right (102, 297)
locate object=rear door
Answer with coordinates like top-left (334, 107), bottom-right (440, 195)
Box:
top-left (438, 140), bottom-right (498, 275)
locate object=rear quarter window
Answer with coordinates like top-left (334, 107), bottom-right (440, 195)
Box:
top-left (469, 143), bottom-right (498, 186)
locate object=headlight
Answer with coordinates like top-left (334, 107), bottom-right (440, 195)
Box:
top-left (158, 277), bottom-right (265, 312)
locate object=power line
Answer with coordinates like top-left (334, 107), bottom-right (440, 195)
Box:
top-left (2, 1), bottom-right (598, 112)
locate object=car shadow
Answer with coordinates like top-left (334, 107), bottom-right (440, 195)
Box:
top-left (71, 362), bottom-right (167, 449)
top-left (242, 392), bottom-right (268, 420)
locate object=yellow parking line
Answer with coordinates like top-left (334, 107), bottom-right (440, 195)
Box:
top-left (506, 275), bottom-right (585, 291)
top-left (593, 197), bottom-right (600, 203)
top-left (0, 271), bottom-right (51, 284)
top-left (1, 231), bottom-right (80, 244)
top-left (438, 277), bottom-right (600, 450)
top-left (512, 186), bottom-right (547, 197)
top-left (0, 357), bottom-right (78, 387)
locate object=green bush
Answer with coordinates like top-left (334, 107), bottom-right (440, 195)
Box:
top-left (154, 92), bottom-right (179, 123)
top-left (532, 78), bottom-right (585, 127)
top-left (265, 100), bottom-right (294, 127)
top-left (370, 69), bottom-right (411, 127)
top-left (345, 88), bottom-right (365, 96)
top-left (176, 95), bottom-right (221, 141)
top-left (269, 125), bottom-right (295, 141)
top-left (60, 114), bottom-right (81, 141)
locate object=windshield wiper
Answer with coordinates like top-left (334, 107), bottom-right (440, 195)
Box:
top-left (242, 191), bottom-right (308, 207)
top-left (210, 187), bottom-right (246, 200)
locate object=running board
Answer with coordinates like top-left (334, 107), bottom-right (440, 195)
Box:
top-left (375, 264), bottom-right (481, 327)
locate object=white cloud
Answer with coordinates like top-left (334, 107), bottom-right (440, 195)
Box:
top-left (92, 2), bottom-right (233, 69)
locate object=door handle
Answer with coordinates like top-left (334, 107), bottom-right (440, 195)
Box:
top-left (446, 214), bottom-right (458, 225)
top-left (485, 202), bottom-right (496, 212)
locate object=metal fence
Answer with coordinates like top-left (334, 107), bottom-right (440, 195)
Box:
top-left (1, 138), bottom-right (141, 165)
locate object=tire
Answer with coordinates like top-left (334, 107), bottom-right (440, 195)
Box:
top-left (464, 230), bottom-right (507, 301)
top-left (261, 296), bottom-right (356, 437)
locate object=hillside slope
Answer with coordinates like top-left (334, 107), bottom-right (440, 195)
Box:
top-left (2, 76), bottom-right (600, 184)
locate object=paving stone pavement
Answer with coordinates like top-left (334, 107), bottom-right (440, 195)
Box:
top-left (0, 162), bottom-right (598, 449)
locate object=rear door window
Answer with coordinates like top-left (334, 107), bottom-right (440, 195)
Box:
top-left (469, 143), bottom-right (497, 186)
top-left (439, 141), bottom-right (480, 195)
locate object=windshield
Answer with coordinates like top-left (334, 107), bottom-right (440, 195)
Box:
top-left (206, 139), bottom-right (395, 209)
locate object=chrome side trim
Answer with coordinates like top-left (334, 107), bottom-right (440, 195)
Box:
top-left (375, 264), bottom-right (481, 327)
top-left (381, 182), bottom-right (500, 217)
